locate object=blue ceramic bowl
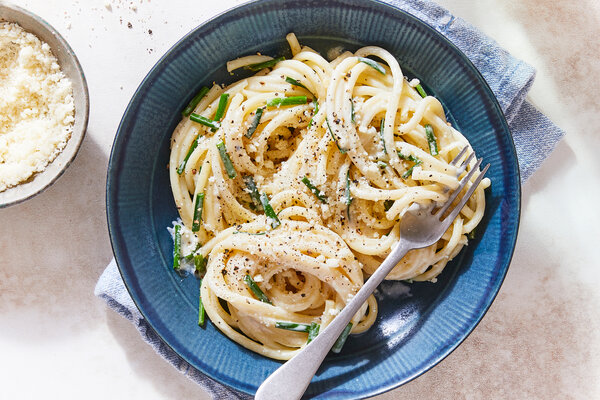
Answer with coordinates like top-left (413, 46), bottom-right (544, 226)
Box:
top-left (107, 0), bottom-right (520, 398)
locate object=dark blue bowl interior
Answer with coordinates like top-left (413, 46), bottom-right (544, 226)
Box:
top-left (107, 0), bottom-right (520, 398)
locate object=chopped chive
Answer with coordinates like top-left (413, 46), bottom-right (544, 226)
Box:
top-left (215, 93), bottom-right (229, 121)
top-left (301, 176), bottom-right (327, 203)
top-left (244, 274), bottom-right (272, 304)
top-left (307, 322), bottom-right (320, 343)
top-left (173, 225), bottom-right (181, 270)
top-left (233, 231), bottom-right (267, 235)
top-left (308, 100), bottom-right (319, 128)
top-left (425, 124), bottom-right (439, 156)
top-left (198, 279), bottom-right (205, 326)
top-left (285, 76), bottom-right (313, 97)
top-left (384, 199), bottom-right (394, 211)
top-left (326, 118), bottom-right (348, 154)
top-left (345, 169), bottom-right (353, 220)
top-left (243, 175), bottom-right (262, 210)
top-left (198, 296), bottom-right (205, 326)
top-left (184, 243), bottom-right (201, 261)
top-left (467, 228), bottom-right (476, 240)
top-left (191, 193), bottom-right (205, 232)
top-left (350, 99), bottom-right (355, 124)
top-left (182, 86), bottom-right (209, 117)
top-left (275, 321), bottom-right (320, 344)
top-left (244, 56), bottom-right (285, 71)
top-left (331, 322), bottom-right (352, 353)
top-left (397, 152), bottom-right (420, 163)
top-left (194, 254), bottom-right (207, 275)
top-left (401, 162), bottom-right (421, 179)
top-left (260, 192), bottom-right (280, 229)
top-left (275, 322), bottom-right (311, 332)
top-left (377, 160), bottom-right (387, 169)
top-left (216, 140), bottom-right (237, 179)
top-left (177, 134), bottom-right (200, 175)
top-left (266, 96), bottom-right (308, 107)
top-left (379, 117), bottom-right (387, 154)
top-left (190, 113), bottom-right (221, 130)
top-left (245, 107), bottom-right (264, 138)
top-left (398, 151), bottom-right (422, 179)
top-left (415, 83), bottom-right (427, 98)
top-left (357, 57), bottom-right (386, 75)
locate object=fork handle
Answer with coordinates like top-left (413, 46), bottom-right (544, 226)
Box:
top-left (255, 241), bottom-right (411, 400)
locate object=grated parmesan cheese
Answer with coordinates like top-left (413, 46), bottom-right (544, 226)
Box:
top-left (408, 78), bottom-right (420, 87)
top-left (326, 46), bottom-right (344, 61)
top-left (0, 22), bottom-right (75, 192)
top-left (328, 307), bottom-right (339, 316)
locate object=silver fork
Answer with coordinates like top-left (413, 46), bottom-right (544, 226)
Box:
top-left (256, 149), bottom-right (490, 400)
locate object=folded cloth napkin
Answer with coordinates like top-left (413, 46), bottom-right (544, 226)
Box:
top-left (95, 0), bottom-right (565, 398)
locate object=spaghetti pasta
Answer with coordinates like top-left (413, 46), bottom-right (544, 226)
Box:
top-left (168, 33), bottom-right (490, 360)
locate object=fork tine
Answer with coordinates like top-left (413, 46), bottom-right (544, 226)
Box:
top-left (460, 152), bottom-right (475, 171)
top-left (435, 157), bottom-right (483, 217)
top-left (449, 146), bottom-right (468, 166)
top-left (441, 163), bottom-right (490, 227)
top-left (454, 151), bottom-right (476, 177)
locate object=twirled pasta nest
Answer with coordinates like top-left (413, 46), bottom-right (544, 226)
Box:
top-left (168, 33), bottom-right (489, 360)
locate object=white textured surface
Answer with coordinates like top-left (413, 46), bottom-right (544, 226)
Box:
top-left (1, 0), bottom-right (599, 399)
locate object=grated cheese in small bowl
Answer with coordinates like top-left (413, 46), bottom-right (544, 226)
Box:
top-left (0, 22), bottom-right (74, 192)
top-left (0, 3), bottom-right (88, 208)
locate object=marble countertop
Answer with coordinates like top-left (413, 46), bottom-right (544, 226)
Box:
top-left (1, 0), bottom-right (598, 399)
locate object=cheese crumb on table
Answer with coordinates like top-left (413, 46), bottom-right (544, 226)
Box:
top-left (0, 22), bottom-right (75, 192)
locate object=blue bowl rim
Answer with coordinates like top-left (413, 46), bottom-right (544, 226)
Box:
top-left (106, 0), bottom-right (521, 397)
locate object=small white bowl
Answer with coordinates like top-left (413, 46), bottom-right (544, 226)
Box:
top-left (0, 2), bottom-right (89, 207)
